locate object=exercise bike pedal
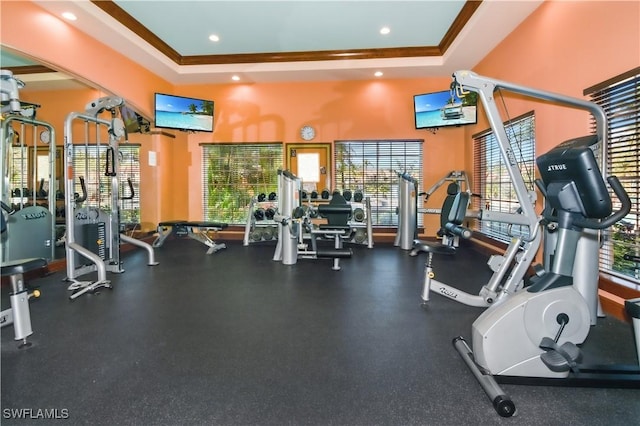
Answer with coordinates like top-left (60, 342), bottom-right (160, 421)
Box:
top-left (539, 337), bottom-right (582, 372)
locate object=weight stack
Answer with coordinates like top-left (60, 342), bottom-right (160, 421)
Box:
top-left (75, 222), bottom-right (107, 265)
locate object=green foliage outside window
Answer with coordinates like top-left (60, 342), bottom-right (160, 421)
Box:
top-left (203, 144), bottom-right (283, 224)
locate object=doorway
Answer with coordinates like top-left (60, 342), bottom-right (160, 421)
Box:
top-left (286, 143), bottom-right (331, 194)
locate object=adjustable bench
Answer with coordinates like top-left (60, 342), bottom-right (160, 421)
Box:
top-left (153, 221), bottom-right (228, 254)
top-left (311, 194), bottom-right (354, 270)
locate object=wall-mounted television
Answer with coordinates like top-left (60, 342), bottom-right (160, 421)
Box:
top-left (154, 93), bottom-right (214, 133)
top-left (413, 89), bottom-right (478, 129)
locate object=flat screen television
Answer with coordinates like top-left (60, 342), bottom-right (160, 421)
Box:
top-left (154, 93), bottom-right (214, 132)
top-left (413, 89), bottom-right (478, 129)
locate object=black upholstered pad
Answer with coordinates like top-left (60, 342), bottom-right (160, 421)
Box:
top-left (1, 258), bottom-right (48, 276)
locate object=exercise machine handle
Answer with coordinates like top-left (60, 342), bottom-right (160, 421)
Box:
top-left (105, 147), bottom-right (117, 177)
top-left (1, 200), bottom-right (15, 214)
top-left (444, 222), bottom-right (472, 239)
top-left (573, 176), bottom-right (631, 230)
top-left (121, 178), bottom-right (135, 200)
top-left (75, 176), bottom-right (87, 203)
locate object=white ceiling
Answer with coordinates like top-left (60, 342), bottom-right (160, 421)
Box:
top-left (5, 0), bottom-right (543, 88)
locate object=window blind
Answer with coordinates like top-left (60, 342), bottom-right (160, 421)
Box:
top-left (585, 68), bottom-right (640, 286)
top-left (202, 143), bottom-right (283, 224)
top-left (472, 112), bottom-right (536, 242)
top-left (71, 144), bottom-right (141, 223)
top-left (334, 140), bottom-right (423, 227)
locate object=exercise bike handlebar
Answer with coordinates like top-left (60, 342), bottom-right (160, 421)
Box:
top-left (573, 176), bottom-right (631, 230)
top-left (1, 200), bottom-right (15, 215)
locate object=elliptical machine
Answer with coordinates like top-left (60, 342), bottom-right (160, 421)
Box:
top-left (454, 135), bottom-right (640, 417)
top-left (444, 70), bottom-right (640, 417)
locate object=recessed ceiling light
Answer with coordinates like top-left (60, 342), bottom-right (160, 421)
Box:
top-left (209, 34), bottom-right (220, 42)
top-left (231, 75), bottom-right (240, 81)
top-left (380, 26), bottom-right (390, 35)
top-left (62, 12), bottom-right (77, 21)
top-left (374, 71), bottom-right (384, 77)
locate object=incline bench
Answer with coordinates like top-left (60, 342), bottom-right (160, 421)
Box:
top-left (153, 221), bottom-right (228, 254)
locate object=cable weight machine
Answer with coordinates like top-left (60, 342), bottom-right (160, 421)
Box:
top-left (1, 70), bottom-right (57, 261)
top-left (63, 96), bottom-right (157, 299)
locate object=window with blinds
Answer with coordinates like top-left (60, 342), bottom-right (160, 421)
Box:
top-left (202, 143), bottom-right (283, 224)
top-left (334, 140), bottom-right (423, 227)
top-left (9, 145), bottom-right (28, 195)
top-left (472, 112), bottom-right (536, 242)
top-left (71, 144), bottom-right (141, 224)
top-left (585, 68), bottom-right (640, 287)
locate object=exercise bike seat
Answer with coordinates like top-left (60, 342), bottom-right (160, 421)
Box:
top-left (411, 239), bottom-right (456, 256)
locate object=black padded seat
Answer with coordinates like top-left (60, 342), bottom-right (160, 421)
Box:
top-left (626, 298), bottom-right (640, 319)
top-left (318, 224), bottom-right (351, 232)
top-left (158, 220), bottom-right (188, 227)
top-left (318, 194), bottom-right (352, 231)
top-left (411, 239), bottom-right (456, 256)
top-left (183, 221), bottom-right (228, 229)
top-left (438, 183), bottom-right (461, 237)
top-left (1, 258), bottom-right (48, 276)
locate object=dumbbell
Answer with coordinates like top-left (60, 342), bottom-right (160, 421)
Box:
top-left (354, 229), bottom-right (367, 244)
top-left (310, 190), bottom-right (319, 199)
top-left (257, 193), bottom-right (267, 202)
top-left (309, 207), bottom-right (319, 219)
top-left (254, 208), bottom-right (265, 221)
top-left (262, 226), bottom-right (275, 240)
top-left (301, 190), bottom-right (308, 200)
top-left (250, 228), bottom-right (263, 241)
top-left (265, 207), bottom-right (276, 220)
top-left (268, 192), bottom-right (277, 201)
top-left (321, 189), bottom-right (330, 199)
top-left (353, 190), bottom-right (364, 202)
top-left (292, 206), bottom-right (306, 219)
top-left (343, 189), bottom-right (352, 201)
top-left (353, 208), bottom-right (365, 222)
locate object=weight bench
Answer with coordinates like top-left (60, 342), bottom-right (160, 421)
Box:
top-left (153, 220), bottom-right (228, 254)
top-left (311, 194), bottom-right (354, 270)
top-left (1, 258), bottom-right (46, 348)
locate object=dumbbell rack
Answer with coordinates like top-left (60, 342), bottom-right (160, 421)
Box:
top-left (243, 196), bottom-right (279, 245)
top-left (243, 194), bottom-right (374, 249)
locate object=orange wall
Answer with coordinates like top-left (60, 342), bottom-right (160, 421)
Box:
top-left (1, 1), bottom-right (172, 117)
top-left (177, 78), bottom-right (466, 226)
top-left (4, 1), bottom-right (638, 234)
top-left (465, 0), bottom-right (639, 161)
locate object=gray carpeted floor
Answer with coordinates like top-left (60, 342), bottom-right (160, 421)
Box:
top-left (2, 239), bottom-right (639, 425)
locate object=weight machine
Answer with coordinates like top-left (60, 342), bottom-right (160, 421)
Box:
top-left (63, 96), bottom-right (157, 299)
top-left (408, 172), bottom-right (541, 308)
top-left (272, 170), bottom-right (356, 270)
top-left (1, 70), bottom-right (57, 262)
top-left (395, 171), bottom-right (471, 250)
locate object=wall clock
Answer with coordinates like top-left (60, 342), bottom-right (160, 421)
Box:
top-left (300, 125), bottom-right (316, 141)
